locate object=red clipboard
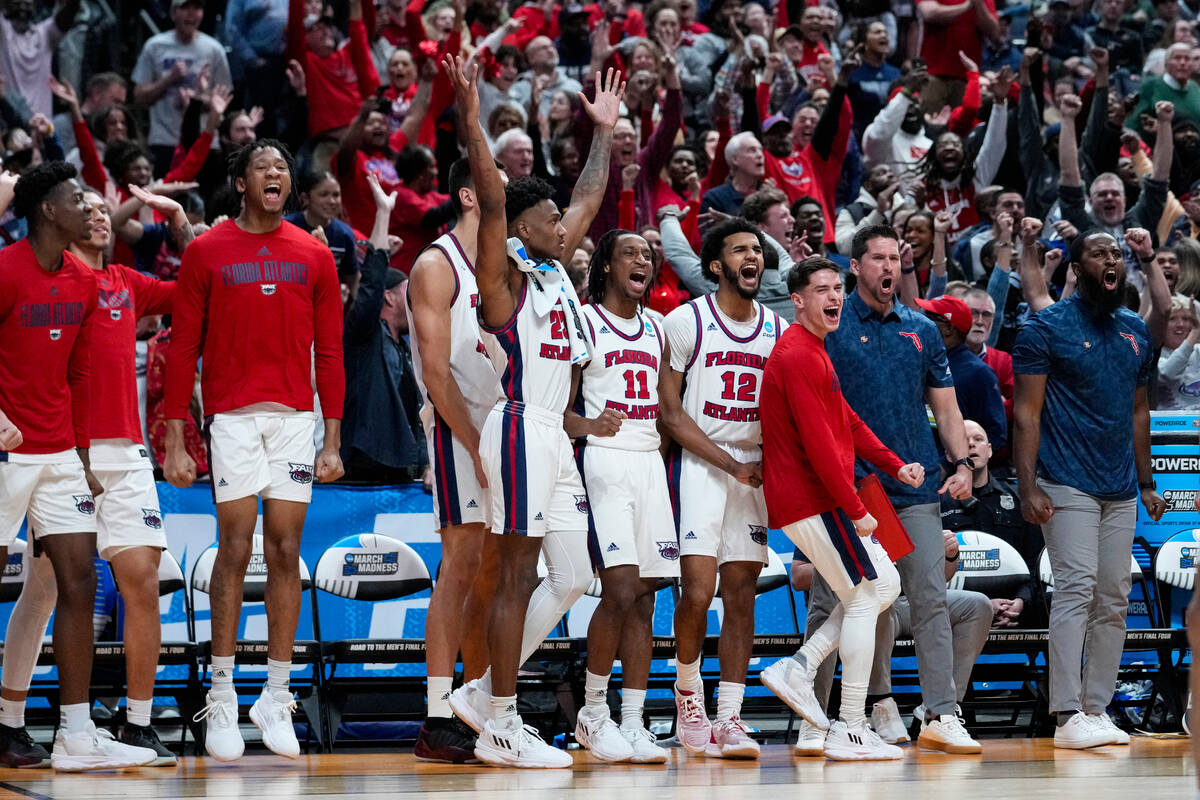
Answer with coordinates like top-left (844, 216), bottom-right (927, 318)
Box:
top-left (856, 474), bottom-right (914, 562)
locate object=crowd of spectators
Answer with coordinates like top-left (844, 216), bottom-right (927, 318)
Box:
top-left (1, 0), bottom-right (1198, 616)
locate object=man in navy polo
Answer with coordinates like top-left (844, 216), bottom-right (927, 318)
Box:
top-left (807, 224), bottom-right (981, 754)
top-left (1013, 225), bottom-right (1166, 751)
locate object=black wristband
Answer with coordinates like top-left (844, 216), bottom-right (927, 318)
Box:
top-left (1139, 479), bottom-right (1157, 491)
top-left (946, 553), bottom-right (959, 562)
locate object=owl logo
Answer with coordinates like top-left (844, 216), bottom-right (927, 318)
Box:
top-left (73, 495), bottom-right (95, 515)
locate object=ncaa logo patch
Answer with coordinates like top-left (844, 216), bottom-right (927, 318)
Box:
top-left (141, 508), bottom-right (163, 529)
top-left (748, 525), bottom-right (768, 545)
top-left (574, 494), bottom-right (590, 514)
top-left (261, 284), bottom-right (277, 296)
top-left (289, 462), bottom-right (314, 484)
top-left (49, 328), bottom-right (62, 341)
top-left (73, 495), bottom-right (95, 515)
top-left (657, 541), bottom-right (680, 560)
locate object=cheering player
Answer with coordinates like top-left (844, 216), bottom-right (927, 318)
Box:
top-left (164, 140), bottom-right (346, 761)
top-left (759, 257), bottom-right (924, 760)
top-left (661, 219), bottom-right (786, 759)
top-left (442, 55), bottom-right (622, 768)
top-left (0, 162), bottom-right (156, 771)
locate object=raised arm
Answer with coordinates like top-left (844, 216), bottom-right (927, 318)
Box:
top-left (1058, 93), bottom-right (1083, 188)
top-left (443, 55), bottom-right (513, 329)
top-left (1018, 217), bottom-right (1056, 312)
top-left (561, 69), bottom-right (625, 257)
top-left (1127, 227), bottom-right (1171, 346)
top-left (971, 66), bottom-right (1011, 191)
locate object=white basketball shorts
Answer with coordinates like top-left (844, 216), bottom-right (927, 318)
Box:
top-left (0, 451), bottom-right (97, 545)
top-left (581, 445), bottom-right (680, 578)
top-left (208, 412), bottom-right (318, 504)
top-left (670, 444), bottom-right (768, 566)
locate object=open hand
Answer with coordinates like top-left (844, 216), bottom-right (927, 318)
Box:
top-left (579, 68), bottom-right (626, 129)
top-left (367, 172), bottom-right (398, 215)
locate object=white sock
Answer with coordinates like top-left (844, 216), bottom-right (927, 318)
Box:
top-left (715, 681), bottom-right (744, 723)
top-left (584, 670), bottom-right (609, 709)
top-left (427, 676), bottom-right (453, 718)
top-left (675, 656), bottom-right (702, 693)
top-left (0, 697), bottom-right (25, 728)
top-left (60, 702), bottom-right (90, 735)
top-left (266, 658), bottom-right (291, 694)
top-left (620, 688), bottom-right (646, 730)
top-left (126, 697), bottom-right (152, 728)
top-left (210, 655), bottom-right (235, 696)
top-left (491, 694), bottom-right (519, 731)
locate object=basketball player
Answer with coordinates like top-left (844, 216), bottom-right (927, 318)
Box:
top-left (0, 162), bottom-right (156, 771)
top-left (406, 156), bottom-right (506, 761)
top-left (661, 218), bottom-right (785, 759)
top-left (564, 229), bottom-right (677, 763)
top-left (0, 183), bottom-right (188, 769)
top-left (759, 257), bottom-right (925, 760)
top-left (163, 140), bottom-right (346, 761)
top-left (440, 55), bottom-right (622, 768)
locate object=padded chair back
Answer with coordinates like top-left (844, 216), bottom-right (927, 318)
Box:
top-left (1154, 530), bottom-right (1199, 591)
top-left (1039, 547), bottom-right (1141, 589)
top-left (948, 530), bottom-right (1031, 595)
top-left (314, 534), bottom-right (431, 601)
top-left (0, 539), bottom-right (29, 603)
top-left (191, 533), bottom-right (312, 601)
top-left (158, 548), bottom-right (186, 596)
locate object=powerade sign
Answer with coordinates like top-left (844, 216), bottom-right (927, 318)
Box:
top-left (1138, 413), bottom-right (1200, 549)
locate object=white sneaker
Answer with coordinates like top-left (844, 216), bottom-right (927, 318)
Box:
top-left (760, 657), bottom-right (829, 730)
top-left (673, 684), bottom-right (712, 754)
top-left (871, 698), bottom-right (910, 744)
top-left (620, 725), bottom-right (668, 763)
top-left (474, 719), bottom-right (572, 768)
top-left (249, 687), bottom-right (300, 759)
top-left (706, 717), bottom-right (760, 759)
top-left (917, 712), bottom-right (982, 754)
top-left (193, 691), bottom-right (244, 762)
top-left (1087, 713), bottom-right (1130, 745)
top-left (1053, 712), bottom-right (1110, 749)
top-left (450, 678), bottom-right (493, 734)
top-left (575, 706), bottom-right (634, 762)
top-left (50, 721), bottom-right (157, 772)
top-left (793, 720), bottom-right (826, 756)
top-left (824, 719), bottom-right (904, 761)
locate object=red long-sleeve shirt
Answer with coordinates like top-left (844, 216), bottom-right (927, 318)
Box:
top-left (761, 324), bottom-right (904, 528)
top-left (0, 241), bottom-right (98, 454)
top-left (288, 1), bottom-right (381, 137)
top-left (164, 220), bottom-right (345, 420)
top-left (91, 264), bottom-right (175, 442)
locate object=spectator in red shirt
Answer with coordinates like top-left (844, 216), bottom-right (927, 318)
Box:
top-left (780, 9), bottom-right (831, 90)
top-left (390, 144), bottom-right (454, 271)
top-left (917, 0), bottom-right (999, 112)
top-left (287, 0), bottom-right (381, 148)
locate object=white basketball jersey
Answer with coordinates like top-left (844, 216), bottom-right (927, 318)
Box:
top-left (484, 267), bottom-right (579, 414)
top-left (666, 294), bottom-right (785, 449)
top-left (408, 232), bottom-right (502, 428)
top-left (578, 303), bottom-right (664, 451)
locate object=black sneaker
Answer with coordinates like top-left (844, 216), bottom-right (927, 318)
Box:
top-left (414, 716), bottom-right (480, 764)
top-left (0, 722), bottom-right (50, 768)
top-left (120, 723), bottom-right (177, 767)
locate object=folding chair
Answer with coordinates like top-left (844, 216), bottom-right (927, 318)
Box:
top-left (311, 533), bottom-right (432, 748)
top-left (188, 534), bottom-right (324, 752)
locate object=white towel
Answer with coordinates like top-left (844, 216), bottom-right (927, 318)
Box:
top-left (506, 237), bottom-right (591, 367)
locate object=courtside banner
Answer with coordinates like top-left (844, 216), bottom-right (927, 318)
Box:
top-left (1138, 412), bottom-right (1200, 548)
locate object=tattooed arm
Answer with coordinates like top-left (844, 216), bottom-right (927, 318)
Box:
top-left (560, 68), bottom-right (626, 257)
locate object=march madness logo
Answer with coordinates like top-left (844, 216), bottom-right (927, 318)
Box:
top-left (73, 495), bottom-right (95, 514)
top-left (1162, 489), bottom-right (1197, 512)
top-left (574, 494), bottom-right (590, 514)
top-left (289, 463), bottom-right (314, 484)
top-left (657, 541), bottom-right (680, 560)
top-left (141, 508), bottom-right (163, 529)
top-left (748, 525), bottom-right (768, 545)
top-left (898, 331), bottom-right (922, 351)
top-left (1120, 332), bottom-right (1140, 355)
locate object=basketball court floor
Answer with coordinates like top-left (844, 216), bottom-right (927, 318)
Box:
top-left (0, 737), bottom-right (1191, 800)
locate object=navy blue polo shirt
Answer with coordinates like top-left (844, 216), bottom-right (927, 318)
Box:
top-left (826, 290), bottom-right (955, 506)
top-left (1012, 294), bottom-right (1153, 500)
top-left (700, 182), bottom-right (747, 215)
top-left (946, 344), bottom-right (1007, 452)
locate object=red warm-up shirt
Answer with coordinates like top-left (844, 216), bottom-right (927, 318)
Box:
top-left (760, 324), bottom-right (904, 527)
top-left (91, 264), bottom-right (175, 442)
top-left (164, 220), bottom-right (345, 420)
top-left (0, 242), bottom-right (98, 454)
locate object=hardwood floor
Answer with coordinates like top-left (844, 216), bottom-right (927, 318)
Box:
top-left (0, 737), bottom-right (1192, 800)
